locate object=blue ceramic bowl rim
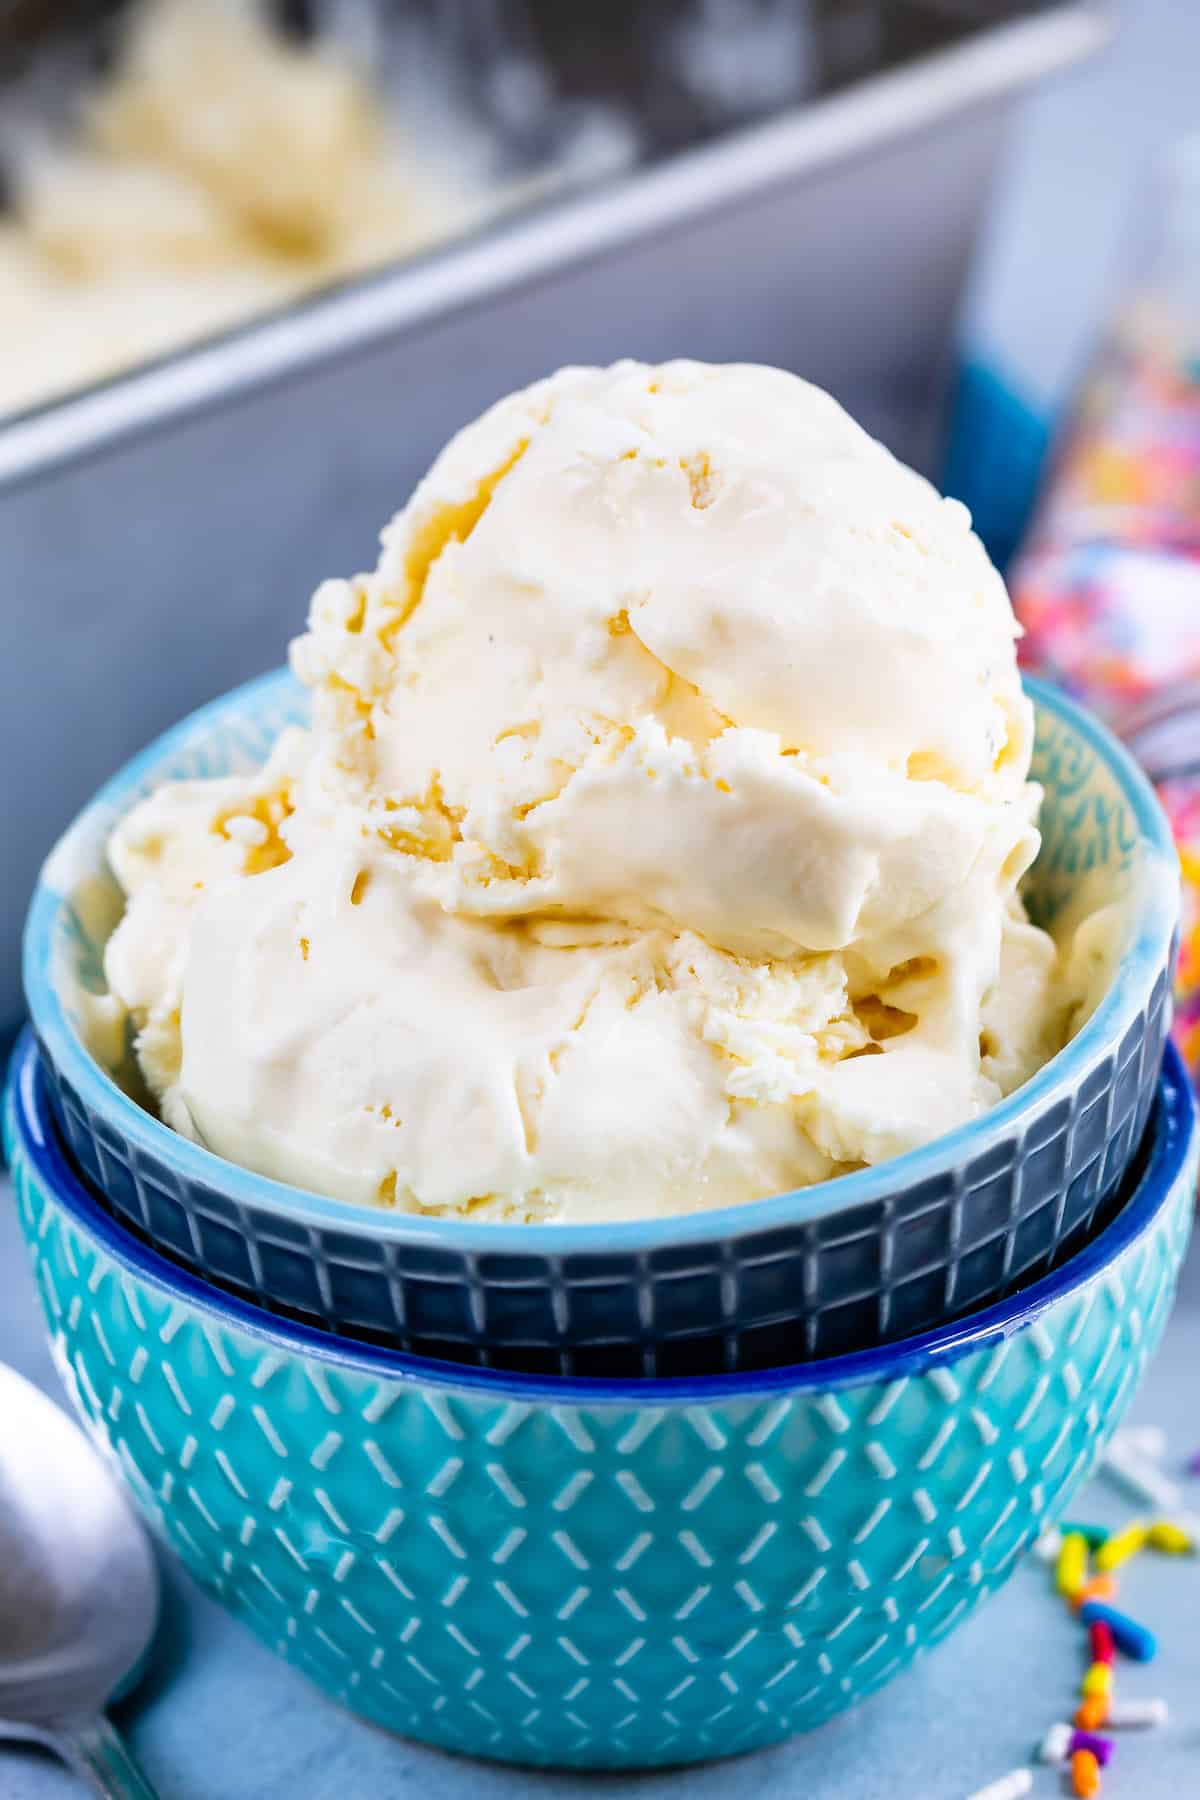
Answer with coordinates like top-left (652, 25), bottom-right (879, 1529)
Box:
top-left (7, 1030), bottom-right (1195, 1402)
top-left (23, 668), bottom-right (1180, 1254)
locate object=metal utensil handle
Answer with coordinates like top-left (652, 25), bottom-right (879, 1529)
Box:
top-left (56, 1714), bottom-right (161, 1800)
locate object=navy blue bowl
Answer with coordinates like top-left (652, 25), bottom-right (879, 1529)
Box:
top-left (25, 670), bottom-right (1180, 1374)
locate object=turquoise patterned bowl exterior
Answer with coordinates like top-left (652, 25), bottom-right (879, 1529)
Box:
top-left (24, 671), bottom-right (1180, 1374)
top-left (4, 1033), bottom-right (1196, 1770)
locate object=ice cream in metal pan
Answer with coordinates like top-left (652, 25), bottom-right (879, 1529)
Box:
top-left (0, 0), bottom-right (519, 420)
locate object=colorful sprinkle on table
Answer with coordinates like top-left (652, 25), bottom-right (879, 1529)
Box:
top-left (1033, 1423), bottom-right (1194, 1796)
top-left (1096, 1523), bottom-right (1150, 1573)
top-left (1103, 1442), bottom-right (1185, 1513)
top-left (1058, 1532), bottom-right (1091, 1599)
top-left (1062, 1523), bottom-right (1114, 1549)
top-left (1079, 1603), bottom-right (1158, 1664)
top-left (1075, 1574), bottom-right (1120, 1611)
top-left (1072, 1746), bottom-right (1103, 1796)
top-left (1147, 1521), bottom-right (1194, 1554)
top-left (1106, 1698), bottom-right (1169, 1728)
top-left (1070, 1730), bottom-right (1115, 1766)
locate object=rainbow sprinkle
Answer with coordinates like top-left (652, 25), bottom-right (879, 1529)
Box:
top-left (1034, 1428), bottom-right (1195, 1795)
top-left (1008, 327), bottom-right (1200, 1093)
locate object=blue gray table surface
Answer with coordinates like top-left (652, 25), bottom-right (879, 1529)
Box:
top-left (1, 1176), bottom-right (1197, 1800)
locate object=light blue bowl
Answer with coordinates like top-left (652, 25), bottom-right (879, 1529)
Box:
top-left (4, 1033), bottom-right (1196, 1769)
top-left (25, 670), bottom-right (1180, 1373)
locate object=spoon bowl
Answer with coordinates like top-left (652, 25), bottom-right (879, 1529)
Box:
top-left (0, 1363), bottom-right (160, 1797)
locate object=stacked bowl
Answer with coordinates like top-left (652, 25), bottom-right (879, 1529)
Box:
top-left (6, 667), bottom-right (1195, 1769)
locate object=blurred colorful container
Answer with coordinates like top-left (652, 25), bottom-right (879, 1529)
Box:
top-left (1010, 140), bottom-right (1200, 1083)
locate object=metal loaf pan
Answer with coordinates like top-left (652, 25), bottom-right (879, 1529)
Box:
top-left (0, 2), bottom-right (1107, 1032)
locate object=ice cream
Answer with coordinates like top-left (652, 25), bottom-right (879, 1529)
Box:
top-left (0, 0), bottom-right (494, 419)
top-left (103, 360), bottom-right (1087, 1221)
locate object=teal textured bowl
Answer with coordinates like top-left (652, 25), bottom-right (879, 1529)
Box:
top-left (5, 1033), bottom-right (1196, 1770)
top-left (23, 669), bottom-right (1182, 1372)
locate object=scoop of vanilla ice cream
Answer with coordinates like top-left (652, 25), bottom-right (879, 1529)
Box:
top-left (104, 361), bottom-right (1075, 1220)
top-left (291, 364), bottom-right (1037, 971)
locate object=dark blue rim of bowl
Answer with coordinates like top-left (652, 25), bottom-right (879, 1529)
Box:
top-left (22, 668), bottom-right (1182, 1255)
top-left (8, 1031), bottom-right (1195, 1403)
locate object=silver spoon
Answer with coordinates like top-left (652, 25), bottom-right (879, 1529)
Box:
top-left (0, 1363), bottom-right (161, 1798)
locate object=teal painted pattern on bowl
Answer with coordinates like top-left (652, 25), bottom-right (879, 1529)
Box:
top-left (23, 670), bottom-right (1181, 1373)
top-left (5, 1037), bottom-right (1195, 1769)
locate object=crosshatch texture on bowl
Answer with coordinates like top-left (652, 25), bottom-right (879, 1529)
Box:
top-left (24, 670), bottom-right (1181, 1374)
top-left (4, 1038), bottom-right (1196, 1770)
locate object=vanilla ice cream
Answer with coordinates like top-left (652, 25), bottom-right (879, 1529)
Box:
top-left (103, 361), bottom-right (1087, 1221)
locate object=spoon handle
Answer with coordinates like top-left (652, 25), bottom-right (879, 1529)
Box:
top-left (56, 1714), bottom-right (161, 1800)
